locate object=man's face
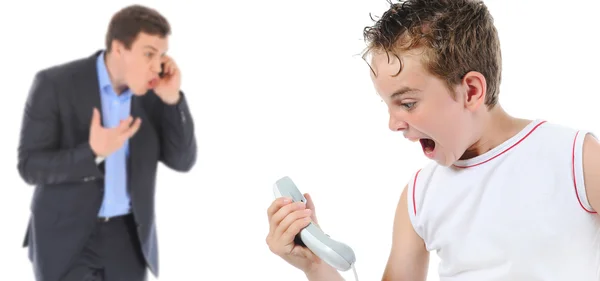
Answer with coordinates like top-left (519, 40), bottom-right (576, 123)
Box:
top-left (115, 32), bottom-right (168, 95)
top-left (370, 49), bottom-right (477, 166)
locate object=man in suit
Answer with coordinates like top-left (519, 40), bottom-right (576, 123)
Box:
top-left (17, 5), bottom-right (196, 281)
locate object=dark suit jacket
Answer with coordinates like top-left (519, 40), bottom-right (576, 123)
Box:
top-left (17, 50), bottom-right (197, 281)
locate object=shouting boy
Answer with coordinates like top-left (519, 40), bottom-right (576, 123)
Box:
top-left (265, 0), bottom-right (600, 280)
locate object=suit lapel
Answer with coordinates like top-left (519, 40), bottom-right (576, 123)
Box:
top-left (70, 51), bottom-right (103, 129)
top-left (128, 95), bottom-right (145, 193)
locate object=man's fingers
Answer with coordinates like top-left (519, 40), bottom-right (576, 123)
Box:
top-left (116, 116), bottom-right (134, 132)
top-left (161, 56), bottom-right (176, 75)
top-left (90, 108), bottom-right (101, 128)
top-left (164, 61), bottom-right (175, 76)
top-left (123, 118), bottom-right (142, 138)
top-left (113, 117), bottom-right (141, 143)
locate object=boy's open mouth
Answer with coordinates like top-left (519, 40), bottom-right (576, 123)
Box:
top-left (419, 138), bottom-right (436, 156)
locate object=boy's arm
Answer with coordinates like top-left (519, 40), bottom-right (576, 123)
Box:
top-left (583, 134), bottom-right (600, 213)
top-left (305, 263), bottom-right (344, 281)
top-left (381, 185), bottom-right (430, 281)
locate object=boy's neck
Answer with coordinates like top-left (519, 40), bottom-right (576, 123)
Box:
top-left (461, 105), bottom-right (532, 160)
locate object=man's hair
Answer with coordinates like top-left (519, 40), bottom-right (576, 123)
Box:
top-left (363, 0), bottom-right (502, 108)
top-left (105, 5), bottom-right (171, 53)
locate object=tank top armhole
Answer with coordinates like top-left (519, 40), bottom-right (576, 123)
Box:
top-left (572, 130), bottom-right (598, 214)
top-left (407, 168), bottom-right (423, 230)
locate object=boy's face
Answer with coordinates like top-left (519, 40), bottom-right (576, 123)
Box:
top-left (370, 48), bottom-right (482, 166)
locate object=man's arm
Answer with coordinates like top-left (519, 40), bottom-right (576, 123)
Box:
top-left (583, 134), bottom-right (600, 213)
top-left (157, 92), bottom-right (197, 172)
top-left (17, 71), bottom-right (103, 186)
top-left (381, 185), bottom-right (430, 281)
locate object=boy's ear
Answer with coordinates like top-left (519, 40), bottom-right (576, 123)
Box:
top-left (462, 71), bottom-right (486, 111)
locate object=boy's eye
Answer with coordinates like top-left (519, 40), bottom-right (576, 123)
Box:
top-left (401, 102), bottom-right (416, 109)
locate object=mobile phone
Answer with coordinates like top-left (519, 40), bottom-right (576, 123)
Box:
top-left (159, 63), bottom-right (165, 78)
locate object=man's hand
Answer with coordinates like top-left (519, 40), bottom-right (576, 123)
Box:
top-left (89, 108), bottom-right (141, 157)
top-left (154, 55), bottom-right (181, 105)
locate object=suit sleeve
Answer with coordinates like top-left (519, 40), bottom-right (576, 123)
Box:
top-left (157, 91), bottom-right (197, 172)
top-left (17, 71), bottom-right (103, 186)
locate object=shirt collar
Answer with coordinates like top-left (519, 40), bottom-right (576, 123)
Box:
top-left (96, 51), bottom-right (133, 99)
top-left (96, 51), bottom-right (112, 91)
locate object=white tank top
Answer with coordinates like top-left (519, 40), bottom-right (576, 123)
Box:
top-left (407, 119), bottom-right (600, 281)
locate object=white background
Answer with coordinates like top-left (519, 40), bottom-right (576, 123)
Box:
top-left (1, 0), bottom-right (598, 280)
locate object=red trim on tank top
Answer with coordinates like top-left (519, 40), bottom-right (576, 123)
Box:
top-left (453, 121), bottom-right (547, 169)
top-left (572, 130), bottom-right (597, 214)
top-left (412, 169), bottom-right (421, 215)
